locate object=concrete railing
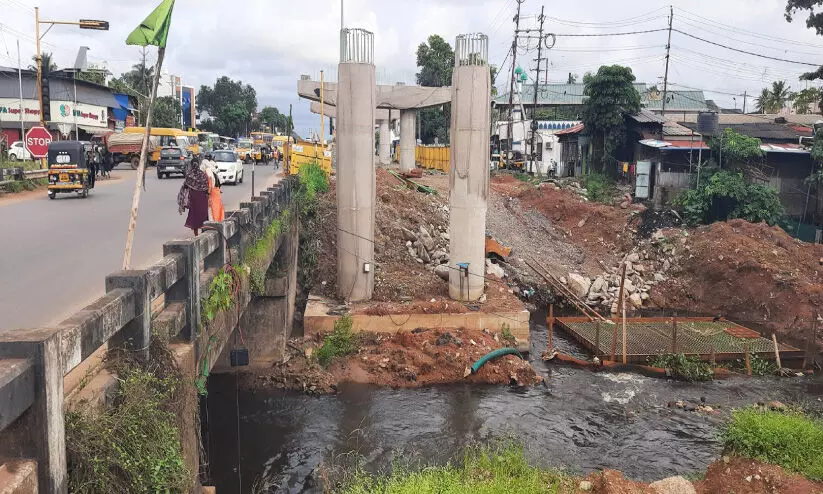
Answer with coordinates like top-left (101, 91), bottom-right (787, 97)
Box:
top-left (0, 175), bottom-right (297, 493)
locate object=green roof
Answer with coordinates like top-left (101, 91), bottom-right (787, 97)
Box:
top-left (494, 83), bottom-right (707, 111)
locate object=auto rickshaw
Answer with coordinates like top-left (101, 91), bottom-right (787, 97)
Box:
top-left (47, 141), bottom-right (93, 199)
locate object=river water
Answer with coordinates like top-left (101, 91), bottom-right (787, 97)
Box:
top-left (203, 314), bottom-right (823, 493)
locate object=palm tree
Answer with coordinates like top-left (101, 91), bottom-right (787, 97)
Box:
top-left (28, 52), bottom-right (57, 77)
top-left (754, 88), bottom-right (770, 113)
top-left (768, 80), bottom-right (792, 113)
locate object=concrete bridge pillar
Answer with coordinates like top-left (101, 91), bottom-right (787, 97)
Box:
top-left (378, 119), bottom-right (391, 165)
top-left (448, 34), bottom-right (491, 302)
top-left (399, 110), bottom-right (416, 172)
top-left (337, 28), bottom-right (376, 301)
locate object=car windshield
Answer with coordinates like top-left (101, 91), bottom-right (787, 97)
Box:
top-left (161, 148), bottom-right (182, 157)
top-left (213, 151), bottom-right (235, 162)
top-left (238, 139), bottom-right (252, 148)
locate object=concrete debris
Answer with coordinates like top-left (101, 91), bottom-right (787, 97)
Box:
top-left (434, 264), bottom-right (450, 281)
top-left (567, 273), bottom-right (592, 299)
top-left (648, 476), bottom-right (696, 494)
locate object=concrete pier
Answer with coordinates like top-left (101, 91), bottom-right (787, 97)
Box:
top-left (337, 28), bottom-right (376, 301)
top-left (378, 119), bottom-right (391, 165)
top-left (400, 110), bottom-right (416, 172)
top-left (448, 34), bottom-right (491, 301)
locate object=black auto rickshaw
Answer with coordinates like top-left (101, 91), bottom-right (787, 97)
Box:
top-left (47, 141), bottom-right (93, 199)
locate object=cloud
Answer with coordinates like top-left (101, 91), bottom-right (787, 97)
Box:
top-left (2, 0), bottom-right (822, 136)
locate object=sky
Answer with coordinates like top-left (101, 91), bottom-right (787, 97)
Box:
top-left (1, 0), bottom-right (822, 136)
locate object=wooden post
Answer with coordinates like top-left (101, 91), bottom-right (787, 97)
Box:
top-left (671, 317), bottom-right (678, 354)
top-left (621, 291), bottom-right (627, 364)
top-left (710, 344), bottom-right (716, 366)
top-left (772, 333), bottom-right (782, 370)
top-left (744, 344), bottom-right (752, 376)
top-left (594, 320), bottom-right (601, 358)
top-left (612, 263), bottom-right (627, 362)
top-left (548, 304), bottom-right (554, 351)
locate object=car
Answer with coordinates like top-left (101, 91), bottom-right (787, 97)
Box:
top-left (212, 150), bottom-right (244, 185)
top-left (6, 141), bottom-right (32, 161)
top-left (156, 146), bottom-right (191, 179)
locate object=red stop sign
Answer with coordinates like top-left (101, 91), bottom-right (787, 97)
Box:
top-left (25, 126), bottom-right (52, 158)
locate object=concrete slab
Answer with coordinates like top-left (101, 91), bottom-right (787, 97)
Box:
top-left (304, 296), bottom-right (530, 343)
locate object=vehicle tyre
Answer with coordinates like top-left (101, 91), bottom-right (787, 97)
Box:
top-left (130, 156), bottom-right (139, 170)
top-left (8, 154), bottom-right (17, 161)
top-left (157, 171), bottom-right (163, 179)
top-left (239, 171), bottom-right (243, 184)
top-left (81, 188), bottom-right (89, 198)
top-left (48, 191), bottom-right (55, 200)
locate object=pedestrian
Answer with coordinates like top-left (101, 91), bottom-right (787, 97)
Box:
top-left (202, 153), bottom-right (224, 222)
top-left (177, 158), bottom-right (210, 236)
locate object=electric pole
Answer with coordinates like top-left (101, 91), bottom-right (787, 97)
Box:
top-left (660, 5), bottom-right (673, 126)
top-left (529, 5), bottom-right (545, 175)
top-left (505, 0), bottom-right (525, 168)
top-left (743, 90), bottom-right (748, 114)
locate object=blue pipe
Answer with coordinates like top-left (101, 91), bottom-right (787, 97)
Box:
top-left (470, 348), bottom-right (524, 374)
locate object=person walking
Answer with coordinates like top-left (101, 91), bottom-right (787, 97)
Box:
top-left (202, 153), bottom-right (225, 222)
top-left (177, 158), bottom-right (210, 236)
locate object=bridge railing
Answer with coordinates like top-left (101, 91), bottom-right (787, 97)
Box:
top-left (0, 175), bottom-right (296, 493)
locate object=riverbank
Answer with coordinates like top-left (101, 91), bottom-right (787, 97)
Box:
top-left (240, 326), bottom-right (541, 394)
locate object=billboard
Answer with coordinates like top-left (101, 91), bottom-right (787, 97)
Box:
top-left (181, 86), bottom-right (195, 130)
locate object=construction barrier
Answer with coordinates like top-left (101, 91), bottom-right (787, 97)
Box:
top-left (415, 145), bottom-right (449, 173)
top-left (288, 140), bottom-right (332, 176)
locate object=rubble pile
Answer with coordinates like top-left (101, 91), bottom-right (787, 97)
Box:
top-left (400, 223), bottom-right (450, 276)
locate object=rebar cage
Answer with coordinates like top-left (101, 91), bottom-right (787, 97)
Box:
top-left (340, 28), bottom-right (374, 64)
top-left (455, 33), bottom-right (488, 67)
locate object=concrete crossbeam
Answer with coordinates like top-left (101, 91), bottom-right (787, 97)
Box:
top-left (298, 80), bottom-right (451, 110)
top-left (309, 101), bottom-right (392, 121)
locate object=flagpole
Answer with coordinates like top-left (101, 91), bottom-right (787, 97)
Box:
top-left (123, 46), bottom-right (166, 269)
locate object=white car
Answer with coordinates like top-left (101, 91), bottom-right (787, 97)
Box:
top-left (212, 150), bottom-right (244, 185)
top-left (6, 141), bottom-right (32, 161)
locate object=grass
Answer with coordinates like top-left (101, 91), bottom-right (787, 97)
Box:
top-left (0, 158), bottom-right (42, 171)
top-left (316, 315), bottom-right (358, 368)
top-left (724, 407), bottom-right (823, 480)
top-left (647, 353), bottom-right (714, 382)
top-left (339, 443), bottom-right (572, 494)
top-left (580, 173), bottom-right (614, 204)
top-left (1, 177), bottom-right (46, 193)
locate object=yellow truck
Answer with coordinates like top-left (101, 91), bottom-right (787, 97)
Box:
top-left (123, 127), bottom-right (190, 165)
top-left (236, 138), bottom-right (254, 163)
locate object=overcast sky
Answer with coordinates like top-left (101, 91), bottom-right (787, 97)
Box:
top-left (1, 0), bottom-right (822, 136)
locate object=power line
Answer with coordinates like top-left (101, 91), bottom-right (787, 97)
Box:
top-left (553, 28), bottom-right (668, 37)
top-left (672, 29), bottom-right (821, 67)
top-left (544, 7), bottom-right (668, 27)
top-left (675, 17), bottom-right (823, 58)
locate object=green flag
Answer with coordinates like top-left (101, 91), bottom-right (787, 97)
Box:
top-left (126, 0), bottom-right (175, 48)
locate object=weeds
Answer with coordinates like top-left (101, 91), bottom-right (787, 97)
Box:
top-left (724, 407), bottom-right (823, 480)
top-left (501, 324), bottom-right (515, 342)
top-left (647, 353), bottom-right (714, 382)
top-left (1, 178), bottom-right (46, 193)
top-left (581, 173), bottom-right (614, 204)
top-left (723, 353), bottom-right (778, 376)
top-left (201, 268), bottom-right (236, 323)
top-left (243, 210), bottom-right (289, 294)
top-left (316, 315), bottom-right (358, 368)
top-left (66, 365), bottom-right (189, 493)
top-left (339, 442), bottom-right (571, 494)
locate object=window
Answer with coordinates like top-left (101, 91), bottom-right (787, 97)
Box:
top-left (213, 151), bottom-right (236, 162)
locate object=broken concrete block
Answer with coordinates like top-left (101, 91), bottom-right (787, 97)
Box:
top-left (567, 273), bottom-right (591, 299)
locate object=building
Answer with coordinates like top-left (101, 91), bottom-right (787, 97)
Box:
top-left (493, 83), bottom-right (708, 114)
top-left (0, 66), bottom-right (128, 144)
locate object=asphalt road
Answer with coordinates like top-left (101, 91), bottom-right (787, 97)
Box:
top-left (0, 162), bottom-right (283, 329)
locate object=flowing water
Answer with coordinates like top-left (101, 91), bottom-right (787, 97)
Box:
top-left (203, 313), bottom-right (823, 493)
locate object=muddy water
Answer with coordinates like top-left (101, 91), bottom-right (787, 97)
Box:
top-left (203, 313), bottom-right (823, 493)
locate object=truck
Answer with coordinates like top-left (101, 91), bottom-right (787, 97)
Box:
top-left (106, 132), bottom-right (156, 169)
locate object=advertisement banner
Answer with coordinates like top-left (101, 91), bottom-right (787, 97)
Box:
top-left (0, 98), bottom-right (41, 123)
top-left (181, 86), bottom-right (194, 129)
top-left (49, 101), bottom-right (108, 128)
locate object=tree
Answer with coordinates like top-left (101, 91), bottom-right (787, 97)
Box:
top-left (258, 106), bottom-right (292, 134)
top-left (197, 76), bottom-right (257, 137)
top-left (675, 170), bottom-right (783, 226)
top-left (793, 87), bottom-right (822, 114)
top-left (490, 65), bottom-right (499, 98)
top-left (150, 96), bottom-right (181, 128)
top-left (712, 128), bottom-right (765, 169)
top-left (786, 1), bottom-right (823, 80)
top-left (416, 35), bottom-right (454, 144)
top-left (580, 65), bottom-right (641, 172)
top-left (769, 80), bottom-right (792, 112)
top-left (29, 52), bottom-right (57, 77)
top-left (754, 88), bottom-right (771, 113)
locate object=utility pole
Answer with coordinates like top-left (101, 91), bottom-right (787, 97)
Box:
top-left (529, 5), bottom-right (545, 175)
top-left (505, 0), bottom-right (525, 168)
top-left (743, 90), bottom-right (748, 114)
top-left (660, 5), bottom-right (673, 127)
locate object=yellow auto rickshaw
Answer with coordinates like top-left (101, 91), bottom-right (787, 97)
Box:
top-left (47, 141), bottom-right (93, 199)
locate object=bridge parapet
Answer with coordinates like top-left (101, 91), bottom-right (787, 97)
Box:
top-left (0, 176), bottom-right (297, 493)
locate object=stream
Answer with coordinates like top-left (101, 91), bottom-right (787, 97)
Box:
top-left (202, 313), bottom-right (823, 493)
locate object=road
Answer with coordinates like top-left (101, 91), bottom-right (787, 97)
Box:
top-left (0, 162), bottom-right (283, 329)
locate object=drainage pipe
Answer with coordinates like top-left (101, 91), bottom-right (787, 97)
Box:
top-left (470, 347), bottom-right (523, 375)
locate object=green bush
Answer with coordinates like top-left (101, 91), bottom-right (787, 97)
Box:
top-left (316, 315), bottom-right (357, 367)
top-left (724, 353), bottom-right (778, 376)
top-left (647, 353), bottom-right (714, 381)
top-left (581, 172), bottom-right (614, 204)
top-left (4, 180), bottom-right (23, 193)
top-left (724, 408), bottom-right (823, 480)
top-left (66, 366), bottom-right (189, 493)
top-left (201, 268), bottom-right (235, 322)
top-left (675, 170), bottom-right (784, 226)
top-left (340, 443), bottom-right (570, 494)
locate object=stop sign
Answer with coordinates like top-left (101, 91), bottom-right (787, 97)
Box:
top-left (25, 126), bottom-right (52, 158)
